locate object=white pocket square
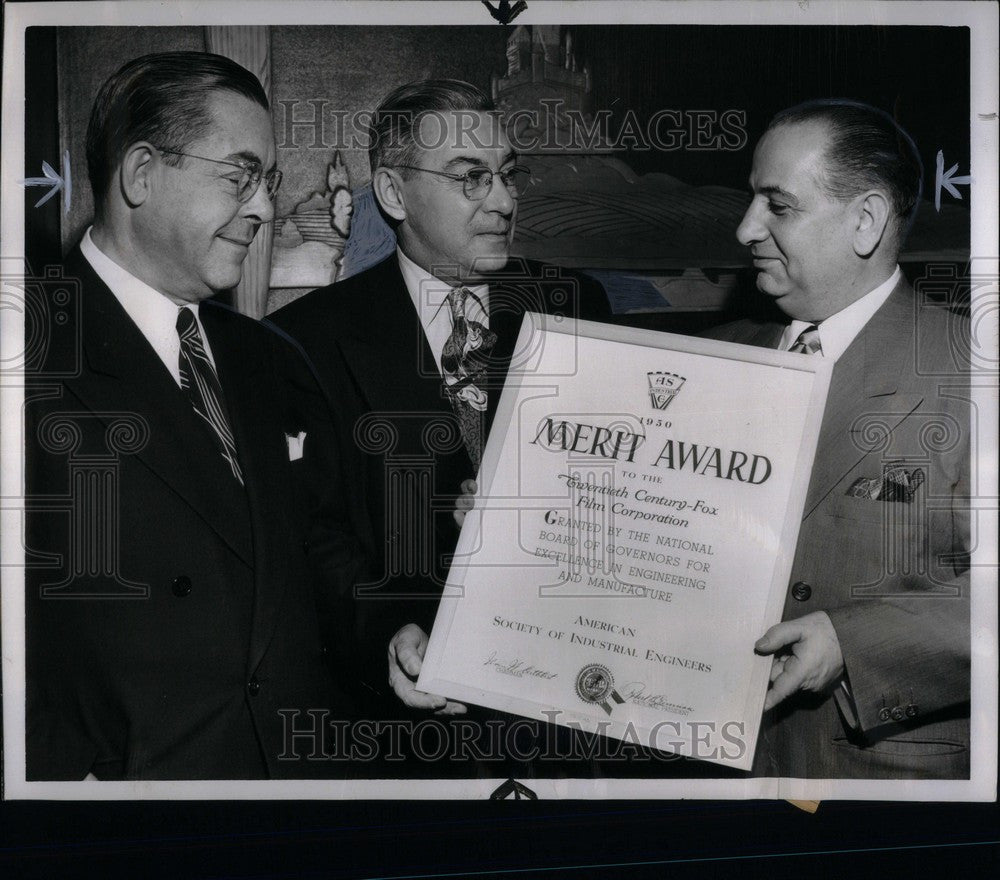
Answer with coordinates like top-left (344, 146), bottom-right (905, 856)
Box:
top-left (286, 431), bottom-right (306, 461)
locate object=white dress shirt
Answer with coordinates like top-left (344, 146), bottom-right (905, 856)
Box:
top-left (397, 247), bottom-right (489, 377)
top-left (778, 265), bottom-right (902, 361)
top-left (80, 226), bottom-right (219, 387)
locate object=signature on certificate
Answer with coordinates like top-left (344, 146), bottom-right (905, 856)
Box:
top-left (483, 651), bottom-right (558, 680)
top-left (619, 681), bottom-right (693, 716)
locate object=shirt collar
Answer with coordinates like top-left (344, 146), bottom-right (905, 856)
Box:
top-left (396, 246), bottom-right (489, 324)
top-left (396, 247), bottom-right (489, 375)
top-left (80, 226), bottom-right (211, 385)
top-left (780, 266), bottom-right (901, 362)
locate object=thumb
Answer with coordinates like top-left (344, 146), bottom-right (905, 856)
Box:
top-left (754, 620), bottom-right (802, 655)
top-left (395, 640), bottom-right (423, 677)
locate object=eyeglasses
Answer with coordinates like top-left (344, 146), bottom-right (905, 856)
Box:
top-left (155, 148), bottom-right (283, 203)
top-left (390, 164), bottom-right (530, 201)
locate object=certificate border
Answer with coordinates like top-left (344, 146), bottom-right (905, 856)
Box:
top-left (419, 315), bottom-right (834, 773)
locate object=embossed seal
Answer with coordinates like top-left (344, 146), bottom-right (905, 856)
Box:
top-left (575, 663), bottom-right (626, 716)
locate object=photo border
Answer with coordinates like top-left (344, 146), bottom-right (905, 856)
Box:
top-left (2, 0), bottom-right (996, 801)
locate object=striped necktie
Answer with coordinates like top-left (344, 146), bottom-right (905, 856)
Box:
top-left (789, 324), bottom-right (823, 355)
top-left (176, 307), bottom-right (244, 484)
top-left (440, 286), bottom-right (497, 470)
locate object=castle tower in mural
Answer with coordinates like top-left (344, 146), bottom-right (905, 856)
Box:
top-left (491, 25), bottom-right (606, 154)
top-left (492, 25), bottom-right (591, 116)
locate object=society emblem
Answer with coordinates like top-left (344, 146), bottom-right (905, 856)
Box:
top-left (575, 663), bottom-right (626, 715)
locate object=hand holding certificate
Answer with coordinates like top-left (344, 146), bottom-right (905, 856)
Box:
top-left (418, 315), bottom-right (831, 770)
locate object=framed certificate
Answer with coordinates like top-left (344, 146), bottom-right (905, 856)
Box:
top-left (419, 315), bottom-right (832, 770)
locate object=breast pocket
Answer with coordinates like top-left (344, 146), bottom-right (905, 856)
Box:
top-left (810, 482), bottom-right (937, 597)
top-left (822, 490), bottom-right (895, 524)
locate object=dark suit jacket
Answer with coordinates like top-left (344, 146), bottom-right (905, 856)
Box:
top-left (706, 277), bottom-right (971, 778)
top-left (25, 247), bottom-right (356, 780)
top-left (271, 255), bottom-right (613, 705)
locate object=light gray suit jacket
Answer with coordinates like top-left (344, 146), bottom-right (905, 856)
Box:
top-left (707, 278), bottom-right (970, 779)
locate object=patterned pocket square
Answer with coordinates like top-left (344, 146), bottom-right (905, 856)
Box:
top-left (286, 431), bottom-right (306, 462)
top-left (846, 462), bottom-right (924, 503)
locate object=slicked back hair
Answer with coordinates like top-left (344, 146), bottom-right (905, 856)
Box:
top-left (86, 51), bottom-right (268, 219)
top-left (368, 79), bottom-right (495, 178)
top-left (767, 99), bottom-right (923, 242)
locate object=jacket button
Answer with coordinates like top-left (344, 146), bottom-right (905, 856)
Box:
top-left (171, 575), bottom-right (192, 597)
top-left (302, 539), bottom-right (310, 553)
top-left (891, 706), bottom-right (905, 721)
top-left (790, 581), bottom-right (812, 601)
top-left (878, 708), bottom-right (892, 722)
top-left (247, 676), bottom-right (261, 696)
top-left (905, 704), bottom-right (919, 718)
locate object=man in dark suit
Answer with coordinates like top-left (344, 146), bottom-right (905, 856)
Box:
top-left (25, 52), bottom-right (358, 780)
top-left (273, 80), bottom-right (611, 730)
top-left (707, 100), bottom-right (970, 778)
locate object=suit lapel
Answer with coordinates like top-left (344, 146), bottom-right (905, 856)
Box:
top-left (339, 259), bottom-right (455, 422)
top-left (802, 280), bottom-right (924, 517)
top-left (337, 258), bottom-right (474, 471)
top-left (65, 249), bottom-right (253, 566)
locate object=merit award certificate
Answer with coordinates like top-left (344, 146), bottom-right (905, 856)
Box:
top-left (418, 316), bottom-right (832, 770)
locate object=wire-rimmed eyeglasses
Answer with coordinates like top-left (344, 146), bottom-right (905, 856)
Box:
top-left (389, 164), bottom-right (530, 201)
top-left (155, 148), bottom-right (283, 203)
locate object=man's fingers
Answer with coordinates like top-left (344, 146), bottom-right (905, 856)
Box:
top-left (387, 624), bottom-right (449, 710)
top-left (392, 680), bottom-right (447, 710)
top-left (769, 656), bottom-right (786, 684)
top-left (454, 480), bottom-right (479, 528)
top-left (388, 624), bottom-right (428, 675)
top-left (764, 656), bottom-right (807, 711)
top-left (435, 700), bottom-right (469, 716)
top-left (755, 620), bottom-right (803, 655)
top-left (405, 690), bottom-right (447, 710)
top-left (394, 644), bottom-right (423, 678)
top-left (386, 661), bottom-right (450, 711)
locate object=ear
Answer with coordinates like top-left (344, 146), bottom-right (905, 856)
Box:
top-left (118, 142), bottom-right (157, 208)
top-left (372, 167), bottom-right (407, 222)
top-left (853, 190), bottom-right (891, 258)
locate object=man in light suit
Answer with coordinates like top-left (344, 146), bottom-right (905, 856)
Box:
top-left (709, 100), bottom-right (970, 778)
top-left (25, 52), bottom-right (358, 780)
top-left (273, 80), bottom-right (612, 728)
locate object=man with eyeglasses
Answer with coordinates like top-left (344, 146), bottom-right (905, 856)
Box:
top-left (25, 51), bottom-right (359, 780)
top-left (273, 79), bottom-right (611, 773)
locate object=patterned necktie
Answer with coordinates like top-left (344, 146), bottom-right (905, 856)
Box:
top-left (789, 324), bottom-right (823, 355)
top-left (176, 307), bottom-right (244, 484)
top-left (440, 286), bottom-right (497, 470)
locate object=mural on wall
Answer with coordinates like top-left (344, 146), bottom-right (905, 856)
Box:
top-left (492, 24), bottom-right (967, 314)
top-left (49, 24), bottom-right (971, 319)
top-left (270, 151), bottom-right (355, 288)
top-left (494, 24), bottom-right (749, 312)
